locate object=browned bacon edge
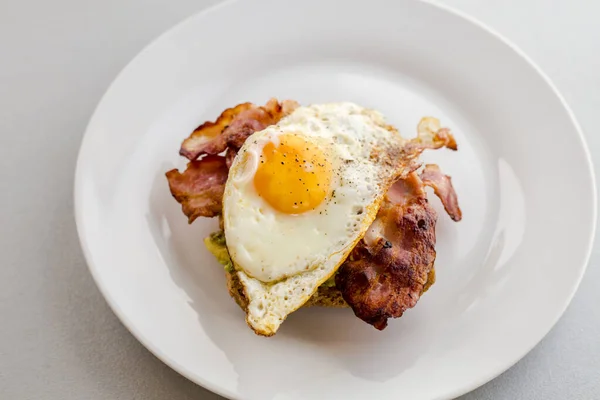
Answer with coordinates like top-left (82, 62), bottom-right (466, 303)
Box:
top-left (420, 164), bottom-right (462, 222)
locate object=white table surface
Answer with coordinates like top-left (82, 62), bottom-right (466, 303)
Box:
top-left (1, 0), bottom-right (598, 399)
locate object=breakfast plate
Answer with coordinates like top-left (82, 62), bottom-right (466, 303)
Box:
top-left (74, 0), bottom-right (596, 399)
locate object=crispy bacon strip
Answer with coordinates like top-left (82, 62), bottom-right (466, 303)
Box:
top-left (180, 98), bottom-right (299, 160)
top-left (401, 117), bottom-right (458, 166)
top-left (165, 155), bottom-right (228, 223)
top-left (180, 102), bottom-right (253, 159)
top-left (414, 117), bottom-right (457, 150)
top-left (336, 166), bottom-right (460, 330)
top-left (336, 173), bottom-right (436, 329)
top-left (420, 164), bottom-right (462, 222)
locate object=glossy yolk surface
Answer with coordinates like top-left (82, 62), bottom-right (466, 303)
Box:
top-left (253, 134), bottom-right (332, 214)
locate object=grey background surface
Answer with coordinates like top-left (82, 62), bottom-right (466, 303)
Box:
top-left (1, 0), bottom-right (598, 399)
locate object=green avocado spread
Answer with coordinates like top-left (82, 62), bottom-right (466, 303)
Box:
top-left (204, 231), bottom-right (234, 272)
top-left (204, 231), bottom-right (337, 287)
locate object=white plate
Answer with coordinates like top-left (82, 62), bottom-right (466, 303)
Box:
top-left (74, 0), bottom-right (597, 399)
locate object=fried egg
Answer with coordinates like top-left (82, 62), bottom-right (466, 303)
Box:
top-left (222, 102), bottom-right (407, 335)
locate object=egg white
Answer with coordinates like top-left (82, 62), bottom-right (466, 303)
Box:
top-left (222, 102), bottom-right (407, 336)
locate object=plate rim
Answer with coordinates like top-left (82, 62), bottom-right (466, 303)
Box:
top-left (73, 1), bottom-right (598, 399)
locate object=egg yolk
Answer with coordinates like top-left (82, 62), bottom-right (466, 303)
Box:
top-left (254, 134), bottom-right (332, 214)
